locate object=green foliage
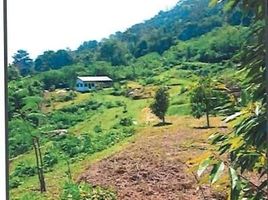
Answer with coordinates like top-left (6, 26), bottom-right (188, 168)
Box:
top-left (60, 182), bottom-right (116, 200)
top-left (34, 49), bottom-right (73, 72)
top-left (8, 119), bottom-right (34, 158)
top-left (49, 111), bottom-right (84, 129)
top-left (190, 78), bottom-right (213, 122)
top-left (56, 135), bottom-right (85, 158)
top-left (58, 91), bottom-right (77, 102)
top-left (77, 40), bottom-right (99, 52)
top-left (98, 39), bottom-right (132, 66)
top-left (150, 87), bottom-right (169, 123)
top-left (39, 70), bottom-right (66, 90)
top-left (119, 117), bottom-right (133, 126)
top-left (55, 125), bottom-right (135, 160)
top-left (13, 162), bottom-right (36, 177)
top-left (12, 49), bottom-right (33, 76)
top-left (190, 77), bottom-right (228, 127)
top-left (198, 0), bottom-right (267, 199)
top-left (104, 101), bottom-right (122, 109)
top-left (9, 176), bottom-right (22, 189)
top-left (8, 64), bottom-right (21, 81)
top-left (8, 78), bottom-right (43, 120)
top-left (43, 150), bottom-right (58, 171)
top-left (94, 125), bottom-right (103, 133)
top-left (163, 25), bottom-right (249, 65)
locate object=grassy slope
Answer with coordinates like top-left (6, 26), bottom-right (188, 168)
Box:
top-left (9, 89), bottom-right (150, 199)
top-left (9, 67), bottom-right (214, 199)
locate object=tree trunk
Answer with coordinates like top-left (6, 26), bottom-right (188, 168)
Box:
top-left (205, 98), bottom-right (210, 128)
top-left (66, 159), bottom-right (72, 182)
top-left (36, 137), bottom-right (46, 192)
top-left (162, 116), bottom-right (165, 124)
top-left (33, 137), bottom-right (46, 193)
top-left (206, 109), bottom-right (210, 128)
top-left (33, 139), bottom-right (42, 191)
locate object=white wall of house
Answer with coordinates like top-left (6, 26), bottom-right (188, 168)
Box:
top-left (75, 79), bottom-right (96, 92)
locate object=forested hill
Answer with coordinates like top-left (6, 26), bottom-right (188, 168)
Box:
top-left (76, 0), bottom-right (250, 59)
top-left (9, 0), bottom-right (250, 80)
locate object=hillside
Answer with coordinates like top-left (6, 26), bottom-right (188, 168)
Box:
top-left (7, 0), bottom-right (264, 199)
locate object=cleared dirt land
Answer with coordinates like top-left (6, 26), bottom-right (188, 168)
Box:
top-left (78, 116), bottom-right (228, 200)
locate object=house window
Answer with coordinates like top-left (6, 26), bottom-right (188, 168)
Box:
top-left (76, 83), bottom-right (79, 87)
top-left (80, 83), bottom-right (83, 87)
top-left (84, 83), bottom-right (88, 87)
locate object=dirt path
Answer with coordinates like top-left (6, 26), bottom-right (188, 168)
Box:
top-left (78, 116), bottom-right (228, 200)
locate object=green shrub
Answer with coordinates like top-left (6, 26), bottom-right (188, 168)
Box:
top-left (13, 162), bottom-right (36, 177)
top-left (56, 135), bottom-right (82, 158)
top-left (81, 100), bottom-right (102, 111)
top-left (43, 150), bottom-right (58, 171)
top-left (122, 127), bottom-right (135, 137)
top-left (50, 111), bottom-right (85, 129)
top-left (9, 176), bottom-right (22, 189)
top-left (144, 77), bottom-right (155, 85)
top-left (94, 125), bottom-right (102, 133)
top-left (119, 117), bottom-right (133, 126)
top-left (61, 105), bottom-right (79, 113)
top-left (104, 102), bottom-right (117, 109)
top-left (111, 83), bottom-right (126, 96)
top-left (60, 182), bottom-right (116, 200)
top-left (115, 100), bottom-right (124, 107)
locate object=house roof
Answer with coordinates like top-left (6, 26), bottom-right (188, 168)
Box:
top-left (77, 76), bottom-right (112, 82)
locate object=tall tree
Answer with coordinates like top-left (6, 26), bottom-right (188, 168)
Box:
top-left (77, 40), bottom-right (98, 52)
top-left (190, 77), bottom-right (216, 127)
top-left (150, 87), bottom-right (169, 124)
top-left (12, 49), bottom-right (33, 76)
top-left (34, 49), bottom-right (73, 72)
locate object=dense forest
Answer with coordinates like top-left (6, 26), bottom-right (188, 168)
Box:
top-left (8, 0), bottom-right (266, 199)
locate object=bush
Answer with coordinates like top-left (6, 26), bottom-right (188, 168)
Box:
top-left (60, 182), bottom-right (116, 200)
top-left (94, 124), bottom-right (102, 133)
top-left (9, 176), bottom-right (22, 189)
top-left (122, 127), bottom-right (135, 137)
top-left (43, 150), bottom-right (58, 171)
top-left (82, 100), bottom-right (102, 111)
top-left (61, 105), bottom-right (79, 113)
top-left (119, 117), bottom-right (133, 126)
top-left (115, 100), bottom-right (124, 107)
top-left (50, 111), bottom-right (85, 129)
top-left (13, 162), bottom-right (36, 177)
top-left (56, 135), bottom-right (82, 158)
top-left (144, 77), bottom-right (155, 85)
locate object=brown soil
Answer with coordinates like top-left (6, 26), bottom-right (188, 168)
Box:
top-left (78, 116), bottom-right (228, 200)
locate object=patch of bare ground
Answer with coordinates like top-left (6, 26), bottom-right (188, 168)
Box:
top-left (78, 116), bottom-right (229, 200)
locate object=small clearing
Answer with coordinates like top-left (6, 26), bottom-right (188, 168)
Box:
top-left (78, 116), bottom-right (228, 200)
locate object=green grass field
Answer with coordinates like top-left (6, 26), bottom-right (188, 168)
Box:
top-left (10, 68), bottom-right (197, 199)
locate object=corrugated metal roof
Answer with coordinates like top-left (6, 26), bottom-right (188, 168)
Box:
top-left (77, 76), bottom-right (112, 82)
